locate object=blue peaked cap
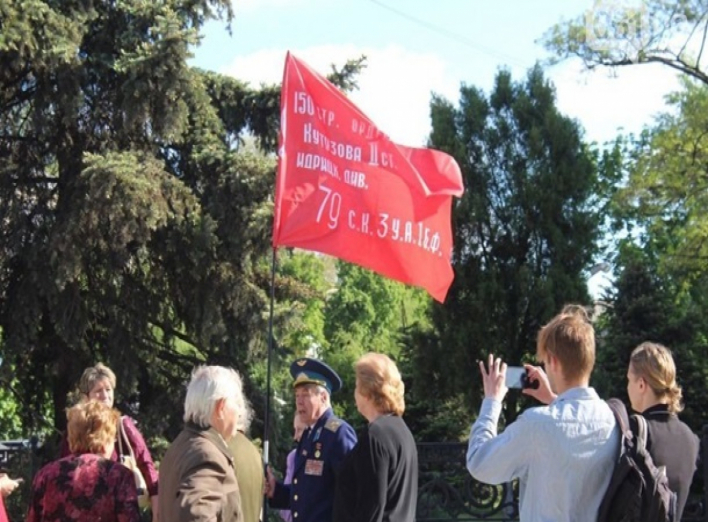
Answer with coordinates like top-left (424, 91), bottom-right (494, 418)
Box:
top-left (290, 358), bottom-right (342, 394)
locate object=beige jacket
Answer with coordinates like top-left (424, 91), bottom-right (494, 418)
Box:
top-left (159, 423), bottom-right (242, 522)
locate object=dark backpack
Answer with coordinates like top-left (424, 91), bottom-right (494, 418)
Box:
top-left (597, 398), bottom-right (676, 522)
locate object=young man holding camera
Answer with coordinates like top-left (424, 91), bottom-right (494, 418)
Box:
top-left (466, 305), bottom-right (619, 522)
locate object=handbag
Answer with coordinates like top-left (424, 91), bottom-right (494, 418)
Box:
top-left (117, 416), bottom-right (151, 509)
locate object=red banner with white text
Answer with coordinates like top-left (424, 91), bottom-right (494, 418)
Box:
top-left (273, 52), bottom-right (464, 302)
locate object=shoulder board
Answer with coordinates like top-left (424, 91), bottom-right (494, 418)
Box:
top-left (324, 418), bottom-right (343, 432)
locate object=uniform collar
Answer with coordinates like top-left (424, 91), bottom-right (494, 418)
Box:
top-left (311, 407), bottom-right (333, 428)
top-left (303, 408), bottom-right (333, 440)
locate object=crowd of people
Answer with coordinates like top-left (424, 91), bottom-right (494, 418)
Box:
top-left (0, 302), bottom-right (701, 522)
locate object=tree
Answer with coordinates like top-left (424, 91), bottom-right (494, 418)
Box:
top-left (275, 250), bottom-right (330, 356)
top-left (608, 78), bottom-right (708, 277)
top-left (542, 0), bottom-right (708, 85)
top-left (594, 242), bottom-right (708, 433)
top-left (592, 79), bottom-right (708, 433)
top-left (0, 0), bottom-right (364, 444)
top-left (319, 262), bottom-right (430, 424)
top-left (408, 65), bottom-right (605, 439)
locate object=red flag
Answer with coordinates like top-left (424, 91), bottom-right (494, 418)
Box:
top-left (273, 52), bottom-right (464, 302)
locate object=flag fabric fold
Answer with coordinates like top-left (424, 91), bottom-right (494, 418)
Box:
top-left (273, 52), bottom-right (464, 302)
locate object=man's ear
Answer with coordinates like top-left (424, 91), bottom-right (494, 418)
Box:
top-left (214, 398), bottom-right (226, 419)
top-left (547, 354), bottom-right (559, 371)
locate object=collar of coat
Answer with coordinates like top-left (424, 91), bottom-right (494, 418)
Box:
top-left (184, 421), bottom-right (235, 467)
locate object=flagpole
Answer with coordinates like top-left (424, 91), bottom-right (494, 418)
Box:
top-left (263, 246), bottom-right (278, 519)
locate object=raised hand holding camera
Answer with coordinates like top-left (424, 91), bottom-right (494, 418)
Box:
top-left (522, 364), bottom-right (557, 405)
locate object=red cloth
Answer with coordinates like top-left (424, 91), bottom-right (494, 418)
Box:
top-left (273, 53), bottom-right (464, 302)
top-left (26, 453), bottom-right (139, 522)
top-left (0, 495), bottom-right (8, 522)
top-left (60, 415), bottom-right (158, 496)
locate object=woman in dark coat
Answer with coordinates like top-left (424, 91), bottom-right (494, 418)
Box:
top-left (626, 342), bottom-right (700, 520)
top-left (333, 353), bottom-right (418, 522)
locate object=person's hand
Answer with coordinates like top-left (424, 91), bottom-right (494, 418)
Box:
top-left (0, 473), bottom-right (22, 497)
top-left (523, 364), bottom-right (556, 405)
top-left (264, 466), bottom-right (276, 499)
top-left (479, 354), bottom-right (508, 401)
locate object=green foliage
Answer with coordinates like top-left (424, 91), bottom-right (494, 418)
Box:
top-left (270, 256), bottom-right (431, 431)
top-left (612, 78), bottom-right (708, 277)
top-left (0, 387), bottom-right (23, 439)
top-left (594, 78), bottom-right (708, 435)
top-left (415, 65), bottom-right (605, 437)
top-left (0, 0), bottom-right (366, 455)
top-left (325, 262), bottom-right (406, 353)
top-left (594, 243), bottom-right (708, 433)
top-left (202, 55), bottom-right (366, 153)
top-left (276, 251), bottom-right (330, 356)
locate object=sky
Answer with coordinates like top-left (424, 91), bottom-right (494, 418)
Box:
top-left (190, 0), bottom-right (683, 298)
top-left (191, 0), bottom-right (682, 148)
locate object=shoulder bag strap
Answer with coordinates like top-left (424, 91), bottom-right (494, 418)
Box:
top-left (120, 416), bottom-right (137, 460)
top-left (117, 416), bottom-right (125, 457)
top-left (118, 416), bottom-right (137, 460)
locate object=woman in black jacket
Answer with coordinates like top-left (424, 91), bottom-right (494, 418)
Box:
top-left (333, 353), bottom-right (418, 522)
top-left (626, 342), bottom-right (700, 520)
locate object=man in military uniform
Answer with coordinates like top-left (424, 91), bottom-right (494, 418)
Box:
top-left (266, 358), bottom-right (357, 522)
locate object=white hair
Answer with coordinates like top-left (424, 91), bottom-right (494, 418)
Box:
top-left (316, 384), bottom-right (330, 406)
top-left (183, 366), bottom-right (245, 428)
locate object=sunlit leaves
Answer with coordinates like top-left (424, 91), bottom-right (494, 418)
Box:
top-left (542, 0), bottom-right (708, 84)
top-left (615, 78), bottom-right (708, 274)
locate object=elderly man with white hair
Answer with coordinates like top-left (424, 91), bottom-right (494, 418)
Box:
top-left (159, 365), bottom-right (246, 522)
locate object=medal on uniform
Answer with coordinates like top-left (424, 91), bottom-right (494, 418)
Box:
top-left (305, 459), bottom-right (324, 476)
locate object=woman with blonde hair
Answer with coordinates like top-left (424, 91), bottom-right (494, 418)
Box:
top-left (626, 342), bottom-right (699, 520)
top-left (27, 401), bottom-right (140, 522)
top-left (333, 353), bottom-right (418, 522)
top-left (61, 363), bottom-right (159, 518)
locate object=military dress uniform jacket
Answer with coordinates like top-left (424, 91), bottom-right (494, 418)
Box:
top-left (159, 422), bottom-right (243, 522)
top-left (271, 408), bottom-right (357, 522)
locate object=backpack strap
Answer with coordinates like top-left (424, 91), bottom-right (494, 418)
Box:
top-left (633, 413), bottom-right (648, 453)
top-left (606, 398), bottom-right (632, 441)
